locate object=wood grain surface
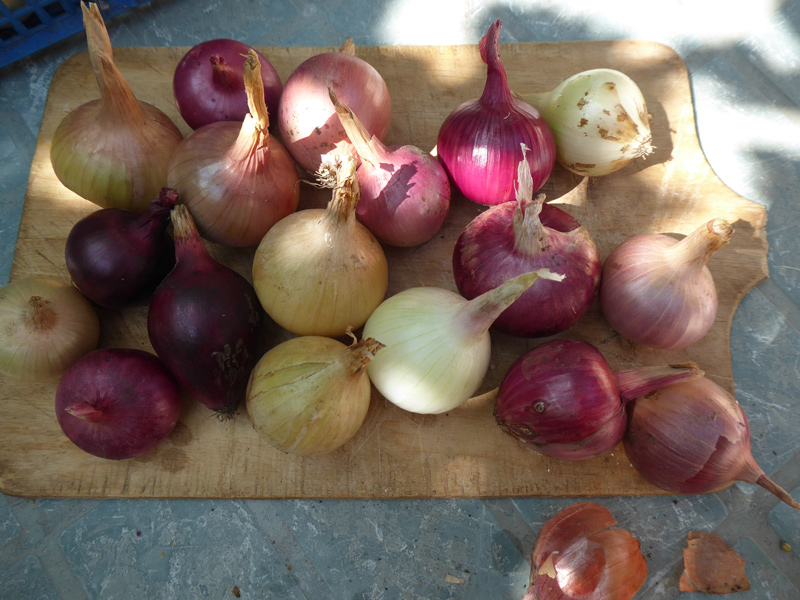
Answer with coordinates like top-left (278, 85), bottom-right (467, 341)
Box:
top-left (0, 40), bottom-right (768, 499)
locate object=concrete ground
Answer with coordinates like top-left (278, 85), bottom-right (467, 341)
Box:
top-left (1, 1), bottom-right (799, 598)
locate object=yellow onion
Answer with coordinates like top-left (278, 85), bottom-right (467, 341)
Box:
top-left (252, 156), bottom-right (388, 337)
top-left (49, 2), bottom-right (183, 212)
top-left (246, 333), bottom-right (384, 455)
top-left (517, 68), bottom-right (654, 177)
top-left (0, 277), bottom-right (100, 381)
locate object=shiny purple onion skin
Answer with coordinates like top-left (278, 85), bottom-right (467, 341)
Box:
top-left (65, 188), bottom-right (177, 308)
top-left (55, 348), bottom-right (182, 460)
top-left (453, 201), bottom-right (600, 337)
top-left (495, 339), bottom-right (627, 460)
top-left (356, 145), bottom-right (451, 247)
top-left (436, 19), bottom-right (555, 206)
top-left (147, 212), bottom-right (264, 416)
top-left (173, 39), bottom-right (282, 130)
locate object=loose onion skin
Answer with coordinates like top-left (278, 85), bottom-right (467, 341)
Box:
top-left (173, 39), bottom-right (282, 130)
top-left (65, 187), bottom-right (178, 308)
top-left (600, 218), bottom-right (733, 350)
top-left (436, 19), bottom-right (555, 206)
top-left (168, 50), bottom-right (299, 247)
top-left (55, 348), bottom-right (182, 460)
top-left (246, 334), bottom-right (383, 455)
top-left (525, 502), bottom-right (648, 600)
top-left (0, 277), bottom-right (100, 381)
top-left (50, 2), bottom-right (183, 213)
top-left (495, 339), bottom-right (702, 460)
top-left (453, 152), bottom-right (600, 337)
top-left (147, 204), bottom-right (264, 417)
top-left (624, 376), bottom-right (800, 510)
top-left (277, 38), bottom-right (392, 173)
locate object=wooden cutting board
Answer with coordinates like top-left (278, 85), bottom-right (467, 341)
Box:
top-left (0, 40), bottom-right (768, 499)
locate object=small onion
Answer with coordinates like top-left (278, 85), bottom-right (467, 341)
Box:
top-left (453, 147), bottom-right (600, 337)
top-left (50, 2), bottom-right (183, 212)
top-left (329, 85), bottom-right (451, 247)
top-left (278, 38), bottom-right (392, 174)
top-left (436, 19), bottom-right (556, 206)
top-left (600, 218), bottom-right (733, 350)
top-left (624, 376), bottom-right (800, 511)
top-left (0, 277), bottom-right (100, 381)
top-left (517, 68), bottom-right (655, 177)
top-left (495, 339), bottom-right (702, 460)
top-left (363, 269), bottom-right (564, 415)
top-left (168, 49), bottom-right (299, 247)
top-left (55, 348), bottom-right (182, 460)
top-left (525, 502), bottom-right (647, 600)
top-left (172, 39), bottom-right (282, 130)
top-left (252, 156), bottom-right (388, 337)
top-left (246, 333), bottom-right (384, 455)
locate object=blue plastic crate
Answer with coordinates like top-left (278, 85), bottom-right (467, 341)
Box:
top-left (0, 0), bottom-right (152, 69)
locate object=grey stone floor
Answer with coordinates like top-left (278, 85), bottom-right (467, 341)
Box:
top-left (1, 1), bottom-right (799, 598)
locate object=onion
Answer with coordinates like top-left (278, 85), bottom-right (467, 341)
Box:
top-left (65, 187), bottom-right (178, 308)
top-left (363, 269), bottom-right (564, 415)
top-left (0, 277), bottom-right (100, 380)
top-left (624, 376), bottom-right (800, 511)
top-left (524, 502), bottom-right (647, 600)
top-left (277, 38), bottom-right (392, 174)
top-left (167, 49), bottom-right (300, 247)
top-left (495, 339), bottom-right (702, 460)
top-left (453, 146), bottom-right (600, 337)
top-left (328, 86), bottom-right (450, 247)
top-left (50, 2), bottom-right (183, 213)
top-left (55, 348), bottom-right (182, 460)
top-left (436, 19), bottom-right (556, 206)
top-left (173, 39), bottom-right (282, 130)
top-left (252, 156), bottom-right (388, 337)
top-left (516, 68), bottom-right (655, 177)
top-left (246, 332), bottom-right (384, 455)
top-left (147, 204), bottom-right (264, 417)
top-left (600, 218), bottom-right (733, 350)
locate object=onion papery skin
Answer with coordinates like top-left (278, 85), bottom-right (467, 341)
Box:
top-left (436, 20), bottom-right (555, 206)
top-left (252, 157), bottom-right (388, 337)
top-left (453, 196), bottom-right (600, 337)
top-left (277, 40), bottom-right (392, 174)
top-left (56, 348), bottom-right (181, 460)
top-left (50, 3), bottom-right (183, 213)
top-left (518, 68), bottom-right (654, 177)
top-left (363, 269), bottom-right (563, 415)
top-left (246, 335), bottom-right (383, 455)
top-left (624, 377), bottom-right (800, 510)
top-left (0, 277), bottom-right (100, 381)
top-left (65, 187), bottom-right (178, 308)
top-left (525, 502), bottom-right (648, 600)
top-left (173, 40), bottom-right (282, 130)
top-left (495, 339), bottom-right (702, 460)
top-left (147, 205), bottom-right (264, 416)
top-left (167, 121), bottom-right (299, 247)
top-left (600, 218), bottom-right (733, 350)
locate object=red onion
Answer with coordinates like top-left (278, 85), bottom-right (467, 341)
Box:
top-left (65, 187), bottom-right (178, 308)
top-left (600, 218), bottom-right (733, 350)
top-left (168, 50), bottom-right (299, 247)
top-left (525, 502), bottom-right (647, 600)
top-left (329, 86), bottom-right (450, 247)
top-left (495, 339), bottom-right (702, 460)
top-left (147, 204), bottom-right (264, 417)
top-left (453, 150), bottom-right (600, 337)
top-left (173, 39), bottom-right (282, 130)
top-left (436, 19), bottom-right (556, 206)
top-left (55, 348), bottom-right (182, 460)
top-left (277, 38), bottom-right (392, 174)
top-left (624, 376), bottom-right (800, 510)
